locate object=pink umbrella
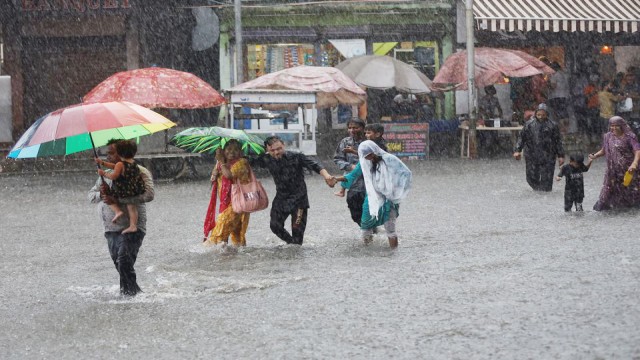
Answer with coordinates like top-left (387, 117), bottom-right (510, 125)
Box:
top-left (432, 48), bottom-right (554, 90)
top-left (83, 67), bottom-right (225, 109)
top-left (229, 65), bottom-right (366, 108)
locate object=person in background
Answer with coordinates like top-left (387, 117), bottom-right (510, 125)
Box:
top-left (589, 116), bottom-right (640, 211)
top-left (619, 68), bottom-right (640, 135)
top-left (584, 79), bottom-right (601, 145)
top-left (88, 139), bottom-right (154, 297)
top-left (547, 62), bottom-right (571, 132)
top-left (203, 140), bottom-right (252, 247)
top-left (478, 85), bottom-right (504, 156)
top-left (335, 123), bottom-right (387, 197)
top-left (334, 140), bottom-right (412, 248)
top-left (333, 119), bottom-right (367, 225)
top-left (598, 80), bottom-right (624, 137)
top-left (250, 136), bottom-right (336, 245)
top-left (571, 71), bottom-right (590, 141)
top-left (513, 103), bottom-right (565, 192)
top-left (555, 153), bottom-right (592, 212)
top-left (510, 77), bottom-right (535, 125)
top-left (531, 56), bottom-right (550, 106)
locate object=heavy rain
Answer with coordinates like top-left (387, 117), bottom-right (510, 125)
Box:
top-left (1, 0), bottom-right (640, 359)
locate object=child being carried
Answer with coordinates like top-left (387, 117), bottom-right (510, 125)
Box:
top-left (96, 140), bottom-right (145, 233)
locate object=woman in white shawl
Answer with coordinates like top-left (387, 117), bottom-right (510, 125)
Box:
top-left (335, 140), bottom-right (412, 248)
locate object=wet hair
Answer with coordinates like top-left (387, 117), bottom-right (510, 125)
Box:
top-left (484, 85), bottom-right (497, 95)
top-left (569, 153), bottom-right (584, 165)
top-left (115, 140), bottom-right (137, 158)
top-left (222, 139), bottom-right (241, 149)
top-left (264, 135), bottom-right (283, 148)
top-left (364, 123), bottom-right (384, 135)
top-left (347, 118), bottom-right (365, 128)
top-left (106, 138), bottom-right (121, 146)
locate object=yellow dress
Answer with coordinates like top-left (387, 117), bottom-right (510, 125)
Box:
top-left (207, 158), bottom-right (251, 246)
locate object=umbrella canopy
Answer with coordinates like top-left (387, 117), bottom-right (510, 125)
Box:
top-left (83, 67), bottom-right (226, 109)
top-left (8, 101), bottom-right (176, 159)
top-left (170, 127), bottom-right (265, 155)
top-left (335, 55), bottom-right (433, 94)
top-left (228, 65), bottom-right (366, 108)
top-left (432, 48), bottom-right (555, 90)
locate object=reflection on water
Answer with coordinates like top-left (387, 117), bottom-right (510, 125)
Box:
top-left (1, 158), bottom-right (639, 359)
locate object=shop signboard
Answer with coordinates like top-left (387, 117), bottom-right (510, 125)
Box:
top-left (383, 123), bottom-right (429, 159)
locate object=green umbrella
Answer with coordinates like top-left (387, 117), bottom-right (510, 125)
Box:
top-left (170, 127), bottom-right (265, 155)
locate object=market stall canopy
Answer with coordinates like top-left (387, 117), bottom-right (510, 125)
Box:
top-left (83, 67), bottom-right (225, 109)
top-left (227, 65), bottom-right (366, 108)
top-left (432, 48), bottom-right (554, 91)
top-left (335, 55), bottom-right (433, 94)
top-left (474, 0), bottom-right (640, 33)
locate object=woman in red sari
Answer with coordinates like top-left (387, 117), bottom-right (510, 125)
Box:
top-left (203, 140), bottom-right (252, 246)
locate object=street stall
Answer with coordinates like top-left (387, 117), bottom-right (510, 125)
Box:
top-left (336, 54), bottom-right (435, 159)
top-left (225, 66), bottom-right (366, 155)
top-left (433, 48), bottom-right (555, 158)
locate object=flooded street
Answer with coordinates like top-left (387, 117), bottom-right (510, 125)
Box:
top-left (1, 158), bottom-right (639, 359)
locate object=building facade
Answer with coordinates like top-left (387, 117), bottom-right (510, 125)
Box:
top-left (0, 0), bottom-right (221, 149)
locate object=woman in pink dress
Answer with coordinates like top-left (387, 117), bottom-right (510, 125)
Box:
top-left (589, 116), bottom-right (640, 210)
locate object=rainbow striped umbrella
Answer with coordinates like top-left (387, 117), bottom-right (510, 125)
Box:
top-left (7, 101), bottom-right (176, 159)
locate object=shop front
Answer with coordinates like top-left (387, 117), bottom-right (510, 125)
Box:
top-left (466, 0), bottom-right (640, 134)
top-left (216, 1), bottom-right (457, 159)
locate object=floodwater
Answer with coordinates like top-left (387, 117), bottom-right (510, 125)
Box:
top-left (1, 158), bottom-right (639, 359)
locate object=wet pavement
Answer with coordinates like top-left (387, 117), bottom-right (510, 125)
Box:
top-left (1, 158), bottom-right (639, 359)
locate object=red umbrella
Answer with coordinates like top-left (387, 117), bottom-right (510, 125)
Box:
top-left (432, 48), bottom-right (554, 90)
top-left (83, 67), bottom-right (225, 109)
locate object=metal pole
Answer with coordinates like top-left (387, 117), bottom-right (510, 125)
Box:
top-left (466, 0), bottom-right (478, 158)
top-left (234, 0), bottom-right (243, 86)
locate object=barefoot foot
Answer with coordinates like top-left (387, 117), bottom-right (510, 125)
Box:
top-left (122, 225), bottom-right (138, 234)
top-left (111, 212), bottom-right (124, 223)
top-left (388, 237), bottom-right (398, 249)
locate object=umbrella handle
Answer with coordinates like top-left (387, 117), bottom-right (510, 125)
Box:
top-left (89, 134), bottom-right (106, 184)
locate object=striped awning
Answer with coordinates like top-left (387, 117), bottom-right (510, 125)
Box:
top-left (474, 0), bottom-right (640, 33)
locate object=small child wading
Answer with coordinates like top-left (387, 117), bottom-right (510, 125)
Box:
top-left (555, 153), bottom-right (592, 212)
top-left (96, 140), bottom-right (145, 233)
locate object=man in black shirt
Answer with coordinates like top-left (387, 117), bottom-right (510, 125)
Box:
top-left (250, 136), bottom-right (337, 245)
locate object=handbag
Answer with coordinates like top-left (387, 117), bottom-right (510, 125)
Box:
top-left (617, 97), bottom-right (633, 113)
top-left (231, 167), bottom-right (269, 213)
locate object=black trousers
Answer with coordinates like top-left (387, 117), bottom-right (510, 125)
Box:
top-left (346, 190), bottom-right (366, 226)
top-left (564, 194), bottom-right (584, 211)
top-left (270, 207), bottom-right (308, 245)
top-left (105, 230), bottom-right (145, 296)
top-left (525, 160), bottom-right (556, 192)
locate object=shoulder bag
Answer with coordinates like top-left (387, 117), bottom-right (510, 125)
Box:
top-left (231, 167), bottom-right (269, 213)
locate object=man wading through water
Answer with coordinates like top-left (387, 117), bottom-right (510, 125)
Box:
top-left (88, 139), bottom-right (155, 296)
top-left (513, 103), bottom-right (565, 192)
top-left (249, 136), bottom-right (337, 245)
